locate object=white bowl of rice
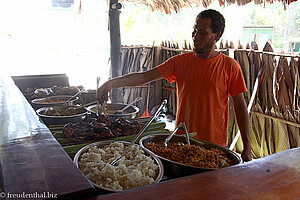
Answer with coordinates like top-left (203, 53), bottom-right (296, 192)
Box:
top-left (73, 141), bottom-right (164, 192)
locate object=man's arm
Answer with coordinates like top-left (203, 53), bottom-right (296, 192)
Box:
top-left (232, 93), bottom-right (252, 162)
top-left (97, 67), bottom-right (163, 104)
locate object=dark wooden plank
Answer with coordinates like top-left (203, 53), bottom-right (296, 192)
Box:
top-left (0, 133), bottom-right (96, 199)
top-left (11, 73), bottom-right (69, 92)
top-left (0, 74), bottom-right (96, 199)
top-left (88, 147), bottom-right (300, 200)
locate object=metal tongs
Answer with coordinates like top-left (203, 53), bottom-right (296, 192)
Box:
top-left (110, 99), bottom-right (167, 166)
top-left (163, 121), bottom-right (190, 147)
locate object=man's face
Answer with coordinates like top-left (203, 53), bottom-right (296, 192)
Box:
top-left (192, 18), bottom-right (219, 55)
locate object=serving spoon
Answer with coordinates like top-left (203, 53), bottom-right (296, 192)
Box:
top-left (110, 99), bottom-right (167, 166)
top-left (113, 97), bottom-right (142, 115)
top-left (64, 100), bottom-right (99, 113)
top-left (66, 89), bottom-right (82, 103)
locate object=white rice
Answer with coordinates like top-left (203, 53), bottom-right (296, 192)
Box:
top-left (78, 142), bottom-right (159, 191)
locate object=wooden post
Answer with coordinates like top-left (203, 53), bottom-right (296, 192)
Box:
top-left (109, 0), bottom-right (122, 103)
top-left (153, 46), bottom-right (163, 106)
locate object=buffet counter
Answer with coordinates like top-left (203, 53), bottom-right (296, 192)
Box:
top-left (89, 146), bottom-right (300, 200)
top-left (0, 74), bottom-right (96, 199)
top-left (1, 73), bottom-right (300, 200)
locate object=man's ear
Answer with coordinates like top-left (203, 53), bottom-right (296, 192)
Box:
top-left (215, 32), bottom-right (222, 42)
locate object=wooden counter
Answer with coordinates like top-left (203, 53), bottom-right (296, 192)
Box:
top-left (0, 74), bottom-right (96, 199)
top-left (90, 147), bottom-right (300, 200)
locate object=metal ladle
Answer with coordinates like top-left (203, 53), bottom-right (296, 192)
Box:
top-left (163, 121), bottom-right (190, 147)
top-left (66, 89), bottom-right (82, 103)
top-left (113, 97), bottom-right (142, 115)
top-left (110, 99), bottom-right (167, 166)
top-left (94, 77), bottom-right (108, 116)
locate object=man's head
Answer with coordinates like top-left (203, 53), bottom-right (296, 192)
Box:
top-left (192, 9), bottom-right (225, 57)
top-left (196, 9), bottom-right (225, 38)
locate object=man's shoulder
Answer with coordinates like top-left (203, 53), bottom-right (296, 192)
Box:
top-left (219, 53), bottom-right (239, 66)
top-left (219, 53), bottom-right (234, 61)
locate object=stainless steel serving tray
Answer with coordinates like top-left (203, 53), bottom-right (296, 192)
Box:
top-left (87, 103), bottom-right (139, 119)
top-left (73, 140), bottom-right (164, 193)
top-left (139, 134), bottom-right (242, 178)
top-left (31, 95), bottom-right (79, 110)
top-left (36, 105), bottom-right (88, 126)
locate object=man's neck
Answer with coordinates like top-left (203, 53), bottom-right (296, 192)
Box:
top-left (196, 50), bottom-right (219, 59)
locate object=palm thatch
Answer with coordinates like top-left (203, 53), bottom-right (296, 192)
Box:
top-left (117, 0), bottom-right (298, 13)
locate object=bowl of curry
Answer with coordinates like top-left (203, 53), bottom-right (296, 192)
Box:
top-left (139, 134), bottom-right (242, 178)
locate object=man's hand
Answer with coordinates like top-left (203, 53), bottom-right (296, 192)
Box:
top-left (97, 81), bottom-right (111, 105)
top-left (241, 148), bottom-right (252, 162)
top-left (96, 68), bottom-right (163, 104)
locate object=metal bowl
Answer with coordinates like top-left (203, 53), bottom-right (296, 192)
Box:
top-left (139, 134), bottom-right (242, 178)
top-left (36, 105), bottom-right (88, 126)
top-left (87, 103), bottom-right (139, 119)
top-left (31, 95), bottom-right (79, 110)
top-left (73, 140), bottom-right (164, 193)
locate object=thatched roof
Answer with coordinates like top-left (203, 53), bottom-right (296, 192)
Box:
top-left (118, 0), bottom-right (298, 14)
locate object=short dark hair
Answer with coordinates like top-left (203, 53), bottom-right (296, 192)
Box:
top-left (196, 9), bottom-right (225, 36)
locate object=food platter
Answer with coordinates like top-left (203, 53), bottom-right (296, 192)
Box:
top-left (31, 95), bottom-right (79, 110)
top-left (36, 105), bottom-right (88, 126)
top-left (49, 117), bottom-right (167, 152)
top-left (139, 134), bottom-right (242, 178)
top-left (23, 86), bottom-right (80, 101)
top-left (87, 103), bottom-right (139, 119)
top-left (73, 140), bottom-right (164, 193)
top-left (62, 114), bottom-right (143, 141)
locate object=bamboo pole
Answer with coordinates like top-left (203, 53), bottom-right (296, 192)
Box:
top-left (251, 111), bottom-right (300, 128)
top-left (235, 49), bottom-right (300, 59)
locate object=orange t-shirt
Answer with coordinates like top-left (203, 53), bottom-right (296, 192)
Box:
top-left (157, 52), bottom-right (247, 146)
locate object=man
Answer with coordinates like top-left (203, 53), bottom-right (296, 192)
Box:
top-left (97, 9), bottom-right (252, 161)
